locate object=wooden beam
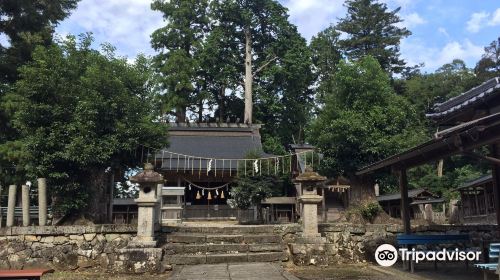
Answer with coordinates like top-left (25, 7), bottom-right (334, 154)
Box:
top-left (399, 169), bottom-right (411, 234)
top-left (490, 144), bottom-right (500, 226)
top-left (462, 151), bottom-right (500, 166)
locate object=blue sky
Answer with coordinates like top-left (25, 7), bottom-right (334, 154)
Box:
top-left (53, 0), bottom-right (500, 73)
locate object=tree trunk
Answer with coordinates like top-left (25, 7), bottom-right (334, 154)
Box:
top-left (219, 86), bottom-right (225, 121)
top-left (244, 26), bottom-right (253, 125)
top-left (198, 100), bottom-right (203, 122)
top-left (348, 175), bottom-right (376, 205)
top-left (176, 106), bottom-right (186, 123)
top-left (82, 167), bottom-right (110, 223)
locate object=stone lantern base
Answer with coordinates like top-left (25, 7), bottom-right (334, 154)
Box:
top-left (299, 194), bottom-right (323, 238)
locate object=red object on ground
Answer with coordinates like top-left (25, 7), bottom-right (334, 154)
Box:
top-left (0, 269), bottom-right (54, 279)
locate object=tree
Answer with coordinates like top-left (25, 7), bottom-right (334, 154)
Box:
top-left (336, 0), bottom-right (410, 75)
top-left (212, 0), bottom-right (314, 147)
top-left (5, 35), bottom-right (168, 221)
top-left (475, 37), bottom-right (500, 82)
top-left (0, 0), bottom-right (79, 84)
top-left (308, 56), bottom-right (425, 199)
top-left (151, 0), bottom-right (210, 122)
top-left (403, 59), bottom-right (478, 115)
top-left (0, 0), bottom-right (79, 186)
top-left (230, 151), bottom-right (292, 221)
top-left (309, 25), bottom-right (342, 103)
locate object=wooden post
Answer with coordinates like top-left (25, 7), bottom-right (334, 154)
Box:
top-left (484, 187), bottom-right (489, 215)
top-left (490, 144), bottom-right (500, 226)
top-left (399, 169), bottom-right (411, 234)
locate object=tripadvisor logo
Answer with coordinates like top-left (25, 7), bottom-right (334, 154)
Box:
top-left (375, 244), bottom-right (398, 267)
top-left (374, 244), bottom-right (481, 267)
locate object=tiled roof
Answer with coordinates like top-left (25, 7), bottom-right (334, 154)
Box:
top-left (157, 123), bottom-right (267, 171)
top-left (377, 188), bottom-right (432, 202)
top-left (426, 77), bottom-right (500, 120)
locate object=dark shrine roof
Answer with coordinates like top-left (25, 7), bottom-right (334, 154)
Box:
top-left (456, 174), bottom-right (492, 190)
top-left (426, 77), bottom-right (500, 121)
top-left (357, 112), bottom-right (500, 175)
top-left (377, 188), bottom-right (433, 202)
top-left (157, 122), bottom-right (268, 171)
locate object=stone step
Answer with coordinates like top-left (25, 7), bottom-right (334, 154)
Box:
top-left (163, 243), bottom-right (284, 255)
top-left (162, 225), bottom-right (277, 234)
top-left (166, 233), bottom-right (282, 244)
top-left (165, 252), bottom-right (286, 265)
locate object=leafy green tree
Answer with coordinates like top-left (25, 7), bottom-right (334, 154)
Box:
top-left (308, 56), bottom-right (425, 180)
top-left (0, 0), bottom-right (79, 187)
top-left (0, 0), bottom-right (79, 84)
top-left (403, 59), bottom-right (478, 115)
top-left (475, 37), bottom-right (500, 82)
top-left (5, 35), bottom-right (168, 221)
top-left (151, 0), bottom-right (210, 122)
top-left (336, 0), bottom-right (410, 75)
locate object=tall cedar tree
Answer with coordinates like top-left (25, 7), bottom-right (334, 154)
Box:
top-left (151, 0), bottom-right (210, 122)
top-left (337, 0), bottom-right (410, 75)
top-left (310, 26), bottom-right (342, 104)
top-left (7, 35), bottom-right (168, 221)
top-left (0, 0), bottom-right (78, 186)
top-left (213, 0), bottom-right (314, 145)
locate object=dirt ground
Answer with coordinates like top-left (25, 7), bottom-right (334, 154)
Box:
top-left (286, 264), bottom-right (401, 280)
top-left (43, 271), bottom-right (173, 280)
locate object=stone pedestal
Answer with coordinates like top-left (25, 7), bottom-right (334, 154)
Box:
top-left (6, 185), bottom-right (17, 227)
top-left (38, 178), bottom-right (47, 226)
top-left (21, 185), bottom-right (30, 226)
top-left (128, 163), bottom-right (163, 248)
top-left (293, 167), bottom-right (326, 239)
top-left (299, 194), bottom-right (323, 237)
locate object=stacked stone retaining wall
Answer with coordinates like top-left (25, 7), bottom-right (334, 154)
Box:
top-left (0, 223), bottom-right (498, 272)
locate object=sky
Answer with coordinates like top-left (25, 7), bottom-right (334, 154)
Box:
top-left (53, 0), bottom-right (500, 73)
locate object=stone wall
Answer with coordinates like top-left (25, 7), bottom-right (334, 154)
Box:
top-left (1, 223), bottom-right (499, 272)
top-left (0, 225), bottom-right (163, 273)
top-left (288, 223), bottom-right (500, 266)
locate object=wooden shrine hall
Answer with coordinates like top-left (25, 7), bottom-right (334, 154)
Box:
top-left (357, 77), bottom-right (500, 233)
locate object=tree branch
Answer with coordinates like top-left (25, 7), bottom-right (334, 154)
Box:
top-left (253, 56), bottom-right (278, 76)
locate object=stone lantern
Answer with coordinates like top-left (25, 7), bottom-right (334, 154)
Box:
top-left (294, 167), bottom-right (326, 237)
top-left (129, 163), bottom-right (163, 247)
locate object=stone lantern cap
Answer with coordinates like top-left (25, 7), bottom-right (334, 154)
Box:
top-left (130, 163), bottom-right (163, 184)
top-left (293, 167), bottom-right (326, 183)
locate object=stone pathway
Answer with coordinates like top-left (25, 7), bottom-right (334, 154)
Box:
top-left (170, 263), bottom-right (299, 280)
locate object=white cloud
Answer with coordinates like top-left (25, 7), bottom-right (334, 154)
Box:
top-left (284, 0), bottom-right (345, 41)
top-left (489, 8), bottom-right (500, 26)
top-left (437, 27), bottom-right (449, 38)
top-left (466, 11), bottom-right (490, 33)
top-left (399, 12), bottom-right (426, 28)
top-left (56, 0), bottom-right (164, 58)
top-left (406, 13), bottom-right (426, 26)
top-left (401, 38), bottom-right (483, 71)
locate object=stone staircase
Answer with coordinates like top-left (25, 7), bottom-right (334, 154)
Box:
top-left (161, 225), bottom-right (287, 265)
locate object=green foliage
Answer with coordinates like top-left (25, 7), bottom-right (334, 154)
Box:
top-left (336, 0), bottom-right (410, 75)
top-left (4, 34), bottom-right (168, 215)
top-left (310, 26), bottom-right (342, 103)
top-left (0, 0), bottom-right (79, 186)
top-left (309, 56), bottom-right (426, 177)
top-left (151, 0), bottom-right (210, 121)
top-left (474, 37), bottom-right (500, 82)
top-left (231, 175), bottom-right (276, 210)
top-left (359, 202), bottom-right (382, 222)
